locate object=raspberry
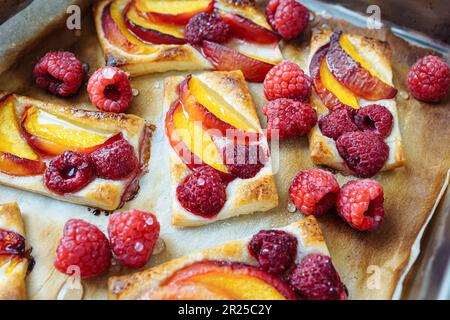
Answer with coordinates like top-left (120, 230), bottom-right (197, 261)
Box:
top-left (223, 144), bottom-right (267, 179)
top-left (90, 138), bottom-right (137, 180)
top-left (184, 13), bottom-right (230, 44)
top-left (264, 60), bottom-right (312, 101)
top-left (407, 55), bottom-right (450, 102)
top-left (176, 166), bottom-right (227, 218)
top-left (54, 219), bottom-right (111, 279)
top-left (336, 179), bottom-right (384, 231)
top-left (318, 108), bottom-right (358, 140)
top-left (354, 104), bottom-right (393, 137)
top-left (266, 0), bottom-right (309, 40)
top-left (248, 230), bottom-right (297, 274)
top-left (289, 169), bottom-right (340, 216)
top-left (336, 131), bottom-right (389, 178)
top-left (44, 151), bottom-right (95, 195)
top-left (262, 98), bottom-right (317, 140)
top-left (87, 66), bottom-right (132, 113)
top-left (33, 51), bottom-right (85, 97)
top-left (108, 209), bottom-right (160, 268)
top-left (288, 254), bottom-right (347, 300)
top-left (0, 229), bottom-right (25, 256)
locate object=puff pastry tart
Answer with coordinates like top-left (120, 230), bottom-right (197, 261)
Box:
top-left (0, 202), bottom-right (30, 300)
top-left (307, 29), bottom-right (405, 178)
top-left (94, 0), bottom-right (282, 81)
top-left (109, 216), bottom-right (347, 300)
top-left (163, 70), bottom-right (278, 227)
top-left (0, 93), bottom-right (151, 210)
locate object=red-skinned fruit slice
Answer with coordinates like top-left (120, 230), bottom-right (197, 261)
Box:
top-left (140, 0), bottom-right (214, 25)
top-left (201, 41), bottom-right (274, 83)
top-left (0, 228), bottom-right (26, 256)
top-left (220, 13), bottom-right (280, 45)
top-left (0, 152), bottom-right (46, 177)
top-left (326, 31), bottom-right (397, 101)
top-left (162, 260), bottom-right (298, 300)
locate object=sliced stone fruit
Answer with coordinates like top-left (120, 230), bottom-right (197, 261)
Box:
top-left (134, 0), bottom-right (214, 25)
top-left (21, 106), bottom-right (119, 156)
top-left (140, 281), bottom-right (235, 300)
top-left (201, 41), bottom-right (274, 82)
top-left (165, 101), bottom-right (229, 174)
top-left (326, 31), bottom-right (397, 101)
top-left (220, 13), bottom-right (279, 44)
top-left (215, 0), bottom-right (272, 31)
top-left (125, 4), bottom-right (186, 45)
top-left (162, 260), bottom-right (297, 300)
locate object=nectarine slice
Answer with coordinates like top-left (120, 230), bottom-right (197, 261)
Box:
top-left (141, 281), bottom-right (235, 300)
top-left (0, 95), bottom-right (39, 161)
top-left (0, 152), bottom-right (46, 177)
top-left (125, 5), bottom-right (186, 45)
top-left (216, 0), bottom-right (272, 30)
top-left (167, 102), bottom-right (229, 173)
top-left (326, 31), bottom-right (397, 101)
top-left (220, 13), bottom-right (279, 44)
top-left (164, 261), bottom-right (297, 300)
top-left (134, 0), bottom-right (213, 25)
top-left (22, 107), bottom-right (116, 156)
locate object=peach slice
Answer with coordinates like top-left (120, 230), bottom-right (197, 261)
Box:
top-left (21, 106), bottom-right (118, 156)
top-left (201, 41), bottom-right (274, 82)
top-left (326, 31), bottom-right (397, 101)
top-left (215, 0), bottom-right (272, 31)
top-left (220, 13), bottom-right (279, 44)
top-left (101, 0), bottom-right (156, 54)
top-left (125, 4), bottom-right (186, 45)
top-left (165, 101), bottom-right (229, 174)
top-left (0, 96), bottom-right (39, 161)
top-left (188, 77), bottom-right (260, 134)
top-left (0, 152), bottom-right (46, 177)
top-left (134, 0), bottom-right (214, 25)
top-left (162, 260), bottom-right (297, 300)
top-left (141, 281), bottom-right (235, 300)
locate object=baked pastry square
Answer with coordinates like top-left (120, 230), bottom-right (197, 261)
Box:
top-left (0, 202), bottom-right (29, 300)
top-left (94, 0), bottom-right (283, 81)
top-left (307, 29), bottom-right (405, 177)
top-left (0, 92), bottom-right (151, 210)
top-left (108, 216), bottom-right (346, 300)
top-left (163, 70), bottom-right (278, 227)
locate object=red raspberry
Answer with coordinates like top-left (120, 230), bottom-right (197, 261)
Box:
top-left (289, 169), bottom-right (340, 216)
top-left (90, 138), bottom-right (137, 180)
top-left (318, 108), bottom-right (358, 140)
top-left (0, 229), bottom-right (25, 256)
top-left (336, 179), bottom-right (384, 231)
top-left (262, 98), bottom-right (317, 140)
top-left (336, 131), bottom-right (389, 178)
top-left (54, 219), bottom-right (111, 279)
top-left (354, 104), bottom-right (393, 137)
top-left (266, 0), bottom-right (309, 40)
top-left (33, 51), bottom-right (85, 97)
top-left (248, 230), bottom-right (297, 274)
top-left (108, 209), bottom-right (160, 269)
top-left (223, 144), bottom-right (267, 179)
top-left (264, 61), bottom-right (312, 101)
top-left (407, 55), bottom-right (450, 102)
top-left (184, 13), bottom-right (230, 44)
top-left (87, 66), bottom-right (132, 113)
top-left (176, 166), bottom-right (227, 218)
top-left (288, 254), bottom-right (347, 300)
top-left (44, 151), bottom-right (95, 195)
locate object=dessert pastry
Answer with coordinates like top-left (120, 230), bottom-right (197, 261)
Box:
top-left (0, 202), bottom-right (30, 300)
top-left (93, 0), bottom-right (283, 81)
top-left (163, 70), bottom-right (278, 227)
top-left (108, 216), bottom-right (347, 300)
top-left (0, 92), bottom-right (151, 210)
top-left (307, 29), bottom-right (405, 177)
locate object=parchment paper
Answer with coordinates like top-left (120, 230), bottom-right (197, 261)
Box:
top-left (0, 1), bottom-right (449, 300)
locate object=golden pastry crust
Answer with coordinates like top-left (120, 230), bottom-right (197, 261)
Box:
top-left (307, 29), bottom-right (405, 175)
top-left (0, 202), bottom-right (28, 300)
top-left (163, 71), bottom-right (278, 227)
top-left (93, 0), bottom-right (212, 77)
top-left (0, 92), bottom-right (151, 211)
top-left (108, 216), bottom-right (330, 300)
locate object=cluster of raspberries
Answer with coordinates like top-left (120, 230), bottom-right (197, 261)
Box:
top-left (289, 168), bottom-right (385, 232)
top-left (44, 138), bottom-right (137, 195)
top-left (319, 104), bottom-right (393, 178)
top-left (55, 209), bottom-right (160, 279)
top-left (248, 229), bottom-right (347, 300)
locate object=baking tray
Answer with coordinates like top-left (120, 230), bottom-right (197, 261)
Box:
top-left (0, 0), bottom-right (449, 300)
